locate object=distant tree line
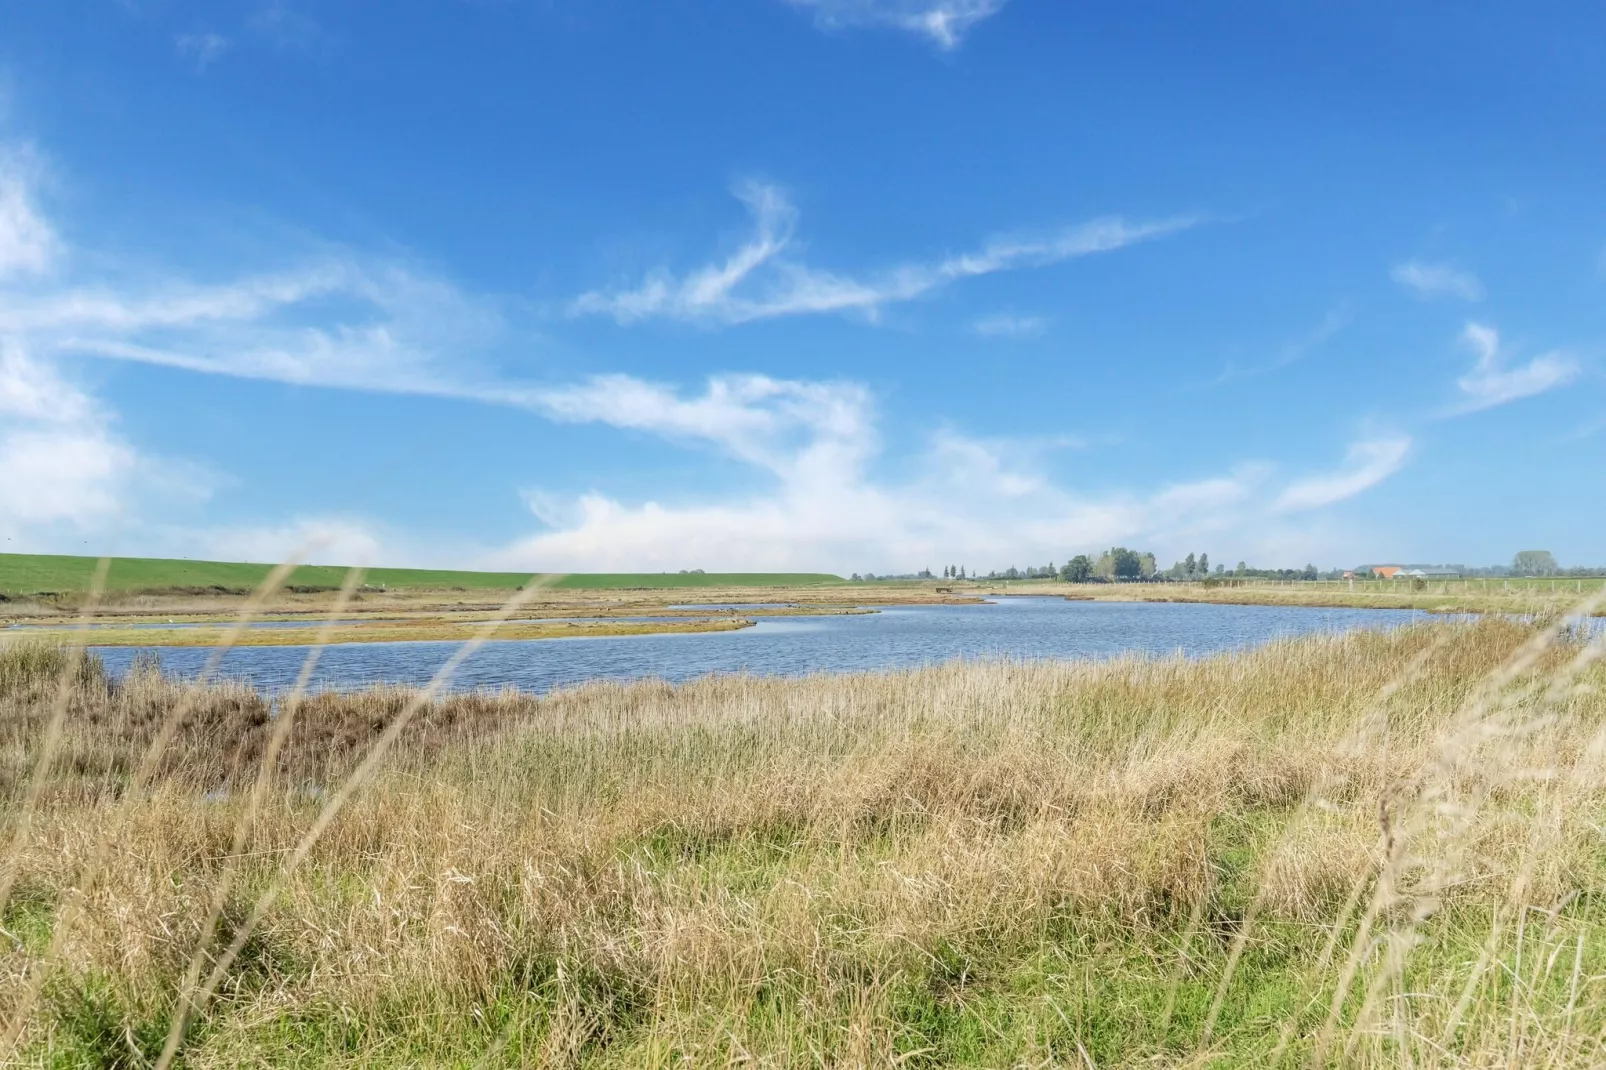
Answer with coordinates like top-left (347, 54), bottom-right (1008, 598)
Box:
top-left (1224, 561), bottom-right (1318, 581)
top-left (983, 563), bottom-right (1057, 581)
top-left (853, 548), bottom-right (1605, 586)
top-left (1487, 552), bottom-right (1603, 578)
top-left (1351, 553), bottom-right (1604, 579)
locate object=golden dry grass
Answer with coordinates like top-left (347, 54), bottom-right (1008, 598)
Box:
top-left (2, 611), bottom-right (1605, 1067)
top-left (0, 583), bottom-right (974, 626)
top-left (7, 616), bottom-right (756, 648)
top-left (1011, 577), bottom-right (1606, 618)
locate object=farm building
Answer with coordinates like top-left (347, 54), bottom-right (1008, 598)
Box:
top-left (1345, 565), bottom-right (1460, 580)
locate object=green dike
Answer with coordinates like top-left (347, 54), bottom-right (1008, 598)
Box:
top-left (0, 553), bottom-right (842, 595)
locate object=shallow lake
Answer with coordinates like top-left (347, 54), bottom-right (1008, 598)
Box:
top-left (92, 597), bottom-right (1424, 694)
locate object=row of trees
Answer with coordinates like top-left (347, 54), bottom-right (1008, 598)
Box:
top-left (985, 564), bottom-right (1056, 581)
top-left (860, 549), bottom-right (1592, 586)
top-left (988, 549), bottom-right (1316, 583)
top-left (1371, 554), bottom-right (1602, 578)
top-left (1223, 562), bottom-right (1318, 581)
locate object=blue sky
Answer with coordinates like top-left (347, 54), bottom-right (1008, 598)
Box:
top-left (1, 0), bottom-right (1602, 573)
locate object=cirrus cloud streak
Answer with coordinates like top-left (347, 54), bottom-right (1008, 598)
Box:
top-left (1452, 322), bottom-right (1578, 414)
top-left (1273, 434), bottom-right (1412, 512)
top-left (1391, 260), bottom-right (1483, 302)
top-left (571, 182), bottom-right (1196, 326)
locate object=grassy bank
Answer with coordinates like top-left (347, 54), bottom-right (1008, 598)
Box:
top-left (4, 613), bottom-right (1606, 1066)
top-left (4, 616), bottom-right (756, 647)
top-left (980, 576), bottom-right (1606, 617)
top-left (0, 553), bottom-right (841, 597)
top-left (0, 578), bottom-right (958, 638)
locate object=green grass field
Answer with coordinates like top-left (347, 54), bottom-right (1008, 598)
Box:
top-left (0, 553), bottom-right (841, 596)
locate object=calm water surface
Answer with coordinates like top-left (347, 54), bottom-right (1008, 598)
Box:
top-left (93, 597), bottom-right (1423, 694)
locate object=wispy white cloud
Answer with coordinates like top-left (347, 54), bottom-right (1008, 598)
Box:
top-left (572, 183), bottom-right (1194, 326)
top-left (0, 338), bottom-right (92, 424)
top-left (927, 429), bottom-right (1054, 497)
top-left (2, 268), bottom-right (346, 334)
top-left (0, 341), bottom-right (210, 544)
top-left (970, 312), bottom-right (1047, 339)
top-left (0, 146), bottom-right (58, 278)
top-left (1151, 474), bottom-right (1260, 516)
top-left (484, 371), bottom-right (1394, 574)
top-left (0, 133), bottom-right (1376, 572)
top-left (0, 425), bottom-right (137, 531)
top-left (786, 0), bottom-right (1008, 50)
top-left (0, 344), bottom-right (131, 528)
top-left (3, 259), bottom-right (507, 400)
top-left (1453, 322), bottom-right (1578, 413)
top-left (1273, 434), bottom-right (1411, 512)
top-left (186, 516), bottom-right (385, 567)
top-left (0, 143), bottom-right (460, 551)
top-left (519, 372), bottom-right (874, 479)
top-left (1391, 260), bottom-right (1483, 301)
top-left (175, 32), bottom-right (230, 71)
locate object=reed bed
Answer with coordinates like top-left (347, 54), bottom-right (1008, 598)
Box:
top-left (1057, 578), bottom-right (1606, 618)
top-left (2, 614), bottom-right (1605, 1067)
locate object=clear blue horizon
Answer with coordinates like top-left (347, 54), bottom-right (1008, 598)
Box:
top-left (1, 1), bottom-right (1601, 574)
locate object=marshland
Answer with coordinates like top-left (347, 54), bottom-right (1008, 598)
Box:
top-left (4, 596), bottom-right (1606, 1066)
top-left (7, 1), bottom-right (1601, 1065)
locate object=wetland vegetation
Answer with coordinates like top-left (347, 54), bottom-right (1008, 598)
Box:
top-left (3, 606), bottom-right (1606, 1066)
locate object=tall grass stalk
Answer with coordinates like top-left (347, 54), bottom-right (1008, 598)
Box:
top-left (167, 571), bottom-right (562, 1062)
top-left (0, 557), bottom-right (308, 1057)
top-left (0, 556), bottom-right (110, 920)
top-left (155, 566), bottom-right (369, 1067)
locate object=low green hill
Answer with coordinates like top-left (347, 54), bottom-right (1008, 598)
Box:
top-left (0, 553), bottom-right (841, 596)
